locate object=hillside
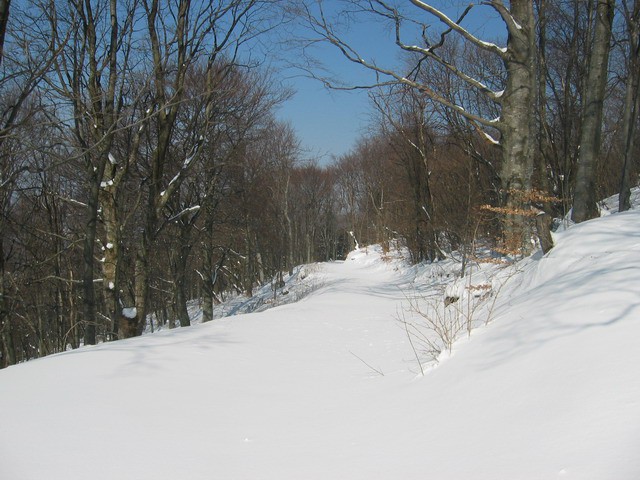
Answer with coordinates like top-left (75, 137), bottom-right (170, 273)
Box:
top-left (1, 209), bottom-right (639, 479)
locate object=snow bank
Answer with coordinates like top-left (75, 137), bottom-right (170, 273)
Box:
top-left (1, 210), bottom-right (639, 479)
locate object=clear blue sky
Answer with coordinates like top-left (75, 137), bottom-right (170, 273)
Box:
top-left (272, 1), bottom-right (506, 164)
top-left (273, 5), bottom-right (401, 164)
top-left (275, 75), bottom-right (376, 164)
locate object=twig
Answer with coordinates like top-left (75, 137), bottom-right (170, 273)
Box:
top-left (402, 312), bottom-right (425, 376)
top-left (349, 350), bottom-right (384, 376)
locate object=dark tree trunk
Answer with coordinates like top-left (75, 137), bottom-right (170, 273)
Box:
top-left (171, 223), bottom-right (193, 328)
top-left (0, 0), bottom-right (10, 66)
top-left (82, 168), bottom-right (103, 346)
top-left (0, 234), bottom-right (12, 367)
top-left (619, 0), bottom-right (640, 212)
top-left (535, 212), bottom-right (555, 254)
top-left (572, 0), bottom-right (615, 223)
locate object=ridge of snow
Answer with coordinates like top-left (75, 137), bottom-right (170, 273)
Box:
top-left (1, 199), bottom-right (640, 479)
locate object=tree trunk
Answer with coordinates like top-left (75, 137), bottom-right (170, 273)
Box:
top-left (0, 234), bottom-right (12, 367)
top-left (124, 252), bottom-right (148, 338)
top-left (573, 0), bottom-right (615, 222)
top-left (82, 168), bottom-right (102, 346)
top-left (619, 0), bottom-right (640, 212)
top-left (173, 281), bottom-right (191, 328)
top-left (100, 179), bottom-right (120, 339)
top-left (202, 243), bottom-right (215, 323)
top-left (535, 212), bottom-right (554, 254)
top-left (283, 175), bottom-right (295, 275)
top-left (499, 0), bottom-right (537, 250)
top-left (0, 0), bottom-right (11, 67)
top-left (171, 223), bottom-right (193, 328)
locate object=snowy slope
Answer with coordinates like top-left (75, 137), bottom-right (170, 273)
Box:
top-left (1, 211), bottom-right (640, 479)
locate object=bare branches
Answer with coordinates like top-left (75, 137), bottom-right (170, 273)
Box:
top-left (409, 0), bottom-right (507, 57)
top-left (299, 0), bottom-right (506, 131)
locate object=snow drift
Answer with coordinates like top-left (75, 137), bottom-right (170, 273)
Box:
top-left (1, 210), bottom-right (639, 479)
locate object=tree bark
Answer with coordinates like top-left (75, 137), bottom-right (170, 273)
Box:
top-left (81, 170), bottom-right (102, 346)
top-left (619, 0), bottom-right (640, 212)
top-left (498, 0), bottom-right (537, 250)
top-left (572, 0), bottom-right (615, 223)
top-left (0, 232), bottom-right (11, 367)
top-left (171, 222), bottom-right (193, 328)
top-left (0, 0), bottom-right (10, 67)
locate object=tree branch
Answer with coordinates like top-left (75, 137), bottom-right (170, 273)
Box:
top-left (408, 0), bottom-right (507, 57)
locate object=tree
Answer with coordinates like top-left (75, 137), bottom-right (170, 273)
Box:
top-left (46, 0), bottom-right (137, 345)
top-left (572, 0), bottom-right (616, 223)
top-left (290, 162), bottom-right (335, 263)
top-left (618, 0), bottom-right (640, 212)
top-left (195, 68), bottom-right (284, 321)
top-left (537, 0), bottom-right (592, 215)
top-left (0, 0), bottom-right (311, 363)
top-left (1, 0), bottom-right (67, 363)
top-left (299, 0), bottom-right (540, 250)
top-left (0, 0), bottom-right (9, 67)
top-left (371, 85), bottom-right (445, 261)
top-left (119, 0), bottom-right (281, 337)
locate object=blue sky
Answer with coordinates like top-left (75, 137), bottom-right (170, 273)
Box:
top-left (275, 74), bottom-right (376, 164)
top-left (273, 6), bottom-right (402, 164)
top-left (272, 1), bottom-right (506, 164)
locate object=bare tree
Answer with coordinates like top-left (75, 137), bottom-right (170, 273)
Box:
top-left (118, 0), bottom-right (281, 337)
top-left (298, 0), bottom-right (540, 249)
top-left (264, 120), bottom-right (300, 275)
top-left (196, 69), bottom-right (283, 321)
top-left (618, 0), bottom-right (640, 212)
top-left (572, 0), bottom-right (616, 222)
top-left (0, 0), bottom-right (9, 67)
top-left (45, 0), bottom-right (139, 345)
top-left (1, 0), bottom-right (68, 364)
top-left (537, 0), bottom-right (592, 215)
top-left (371, 85), bottom-right (445, 261)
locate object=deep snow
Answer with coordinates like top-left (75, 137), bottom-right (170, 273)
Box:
top-left (1, 208), bottom-right (640, 479)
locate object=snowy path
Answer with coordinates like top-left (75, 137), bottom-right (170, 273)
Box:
top-left (2, 214), bottom-right (640, 480)
top-left (0, 248), bottom-right (421, 480)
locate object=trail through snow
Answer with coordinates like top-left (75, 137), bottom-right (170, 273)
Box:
top-left (2, 212), bottom-right (640, 479)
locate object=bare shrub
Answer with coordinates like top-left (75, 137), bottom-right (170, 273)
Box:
top-left (399, 260), bottom-right (519, 374)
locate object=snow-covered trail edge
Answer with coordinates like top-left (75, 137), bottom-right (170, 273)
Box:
top-left (0, 248), bottom-right (422, 480)
top-left (2, 212), bottom-right (640, 480)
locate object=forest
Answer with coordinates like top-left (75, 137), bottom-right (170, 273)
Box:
top-left (0, 0), bottom-right (638, 367)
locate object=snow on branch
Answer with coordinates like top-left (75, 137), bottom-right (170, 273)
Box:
top-left (377, 0), bottom-right (504, 102)
top-left (409, 0), bottom-right (507, 57)
top-left (304, 1), bottom-right (504, 129)
top-left (157, 136), bottom-right (205, 210)
top-left (481, 130), bottom-right (500, 145)
top-left (167, 205), bottom-right (201, 223)
top-left (399, 40), bottom-right (504, 102)
top-left (486, 1), bottom-right (524, 36)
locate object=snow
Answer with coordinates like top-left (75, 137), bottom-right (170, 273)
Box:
top-left (479, 41), bottom-right (507, 53)
top-left (481, 129), bottom-right (500, 144)
top-left (183, 154), bottom-right (195, 168)
top-left (2, 201), bottom-right (640, 479)
top-left (122, 307), bottom-right (137, 319)
top-left (161, 172), bottom-right (181, 199)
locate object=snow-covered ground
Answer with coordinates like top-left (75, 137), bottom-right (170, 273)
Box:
top-left (2, 203), bottom-right (640, 479)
